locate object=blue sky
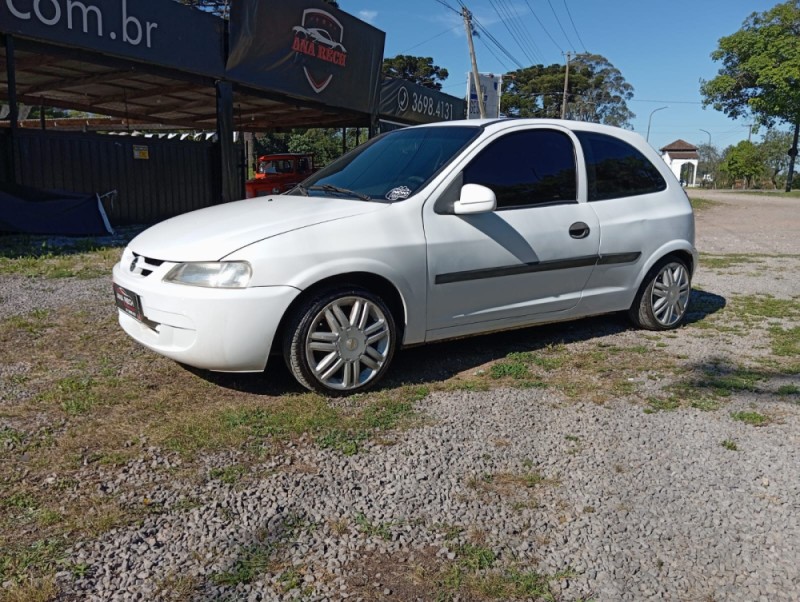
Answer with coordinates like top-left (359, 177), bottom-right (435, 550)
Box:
top-left (349, 1), bottom-right (779, 152)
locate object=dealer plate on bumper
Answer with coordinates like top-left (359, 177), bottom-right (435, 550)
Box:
top-left (113, 283), bottom-right (145, 323)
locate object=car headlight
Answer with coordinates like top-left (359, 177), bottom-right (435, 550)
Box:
top-left (163, 262), bottom-right (252, 288)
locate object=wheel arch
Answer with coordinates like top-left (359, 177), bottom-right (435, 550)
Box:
top-left (634, 243), bottom-right (697, 292)
top-left (270, 272), bottom-right (408, 357)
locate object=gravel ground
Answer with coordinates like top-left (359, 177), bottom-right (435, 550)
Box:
top-left (3, 192), bottom-right (800, 601)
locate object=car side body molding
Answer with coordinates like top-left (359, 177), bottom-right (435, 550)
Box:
top-left (435, 252), bottom-right (642, 285)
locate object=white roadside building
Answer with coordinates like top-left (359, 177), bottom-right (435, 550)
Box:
top-left (660, 140), bottom-right (699, 187)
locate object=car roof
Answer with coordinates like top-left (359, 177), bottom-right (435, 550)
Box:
top-left (406, 118), bottom-right (651, 149)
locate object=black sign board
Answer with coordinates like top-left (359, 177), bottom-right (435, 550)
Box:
top-left (227, 0), bottom-right (385, 115)
top-left (380, 78), bottom-right (467, 125)
top-left (0, 0), bottom-right (225, 77)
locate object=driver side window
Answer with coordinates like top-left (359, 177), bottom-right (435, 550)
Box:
top-left (463, 129), bottom-right (577, 209)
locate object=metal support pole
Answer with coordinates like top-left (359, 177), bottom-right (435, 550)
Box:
top-left (215, 81), bottom-right (239, 203)
top-left (646, 106), bottom-right (668, 143)
top-left (4, 34), bottom-right (19, 184)
top-left (561, 52), bottom-right (571, 120)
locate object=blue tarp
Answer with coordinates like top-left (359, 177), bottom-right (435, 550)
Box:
top-left (0, 184), bottom-right (113, 236)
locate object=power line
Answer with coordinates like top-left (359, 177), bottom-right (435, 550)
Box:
top-left (546, 0), bottom-right (576, 50)
top-left (432, 0), bottom-right (461, 15)
top-left (472, 15), bottom-right (525, 69)
top-left (398, 24), bottom-right (463, 54)
top-left (487, 0), bottom-right (536, 64)
top-left (477, 35), bottom-right (511, 72)
top-left (522, 0), bottom-right (563, 54)
top-left (562, 0), bottom-right (587, 52)
top-left (496, 0), bottom-right (542, 61)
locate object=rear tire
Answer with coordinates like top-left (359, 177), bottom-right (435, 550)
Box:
top-left (629, 256), bottom-right (691, 330)
top-left (283, 287), bottom-right (396, 395)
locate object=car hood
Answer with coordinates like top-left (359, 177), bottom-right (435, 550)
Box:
top-left (129, 195), bottom-right (387, 261)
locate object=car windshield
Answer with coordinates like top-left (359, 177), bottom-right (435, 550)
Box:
top-left (300, 126), bottom-right (480, 201)
top-left (258, 159), bottom-right (293, 175)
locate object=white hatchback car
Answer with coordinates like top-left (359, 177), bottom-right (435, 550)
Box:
top-left (113, 119), bottom-right (697, 395)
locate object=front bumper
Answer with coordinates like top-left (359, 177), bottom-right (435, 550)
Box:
top-left (112, 259), bottom-right (300, 372)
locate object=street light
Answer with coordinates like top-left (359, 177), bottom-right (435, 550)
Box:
top-left (699, 129), bottom-right (711, 146)
top-left (646, 106), bottom-right (668, 143)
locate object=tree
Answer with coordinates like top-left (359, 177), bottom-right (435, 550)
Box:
top-left (382, 55), bottom-right (449, 90)
top-left (700, 1), bottom-right (800, 191)
top-left (759, 128), bottom-right (794, 189)
top-left (721, 140), bottom-right (765, 189)
top-left (696, 142), bottom-right (724, 188)
top-left (287, 129), bottom-right (344, 166)
top-left (501, 53), bottom-right (634, 128)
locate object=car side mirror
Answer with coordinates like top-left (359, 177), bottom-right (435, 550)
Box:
top-left (453, 184), bottom-right (497, 215)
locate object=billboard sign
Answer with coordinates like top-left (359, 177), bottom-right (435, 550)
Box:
top-left (227, 0), bottom-right (385, 114)
top-left (0, 0), bottom-right (225, 77)
top-left (380, 78), bottom-right (466, 125)
top-left (466, 72), bottom-right (503, 119)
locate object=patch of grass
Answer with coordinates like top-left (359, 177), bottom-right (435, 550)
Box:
top-left (721, 439), bottom-right (738, 451)
top-left (454, 543), bottom-right (496, 571)
top-left (354, 512), bottom-right (393, 540)
top-left (644, 396), bottom-right (680, 413)
top-left (700, 253), bottom-right (760, 270)
top-left (489, 361), bottom-right (529, 380)
top-left (208, 464), bottom-right (247, 485)
top-left (0, 426), bottom-right (25, 447)
top-left (278, 567), bottom-right (309, 594)
top-left (0, 576), bottom-right (58, 602)
top-left (210, 512), bottom-right (311, 586)
top-left (0, 246), bottom-right (121, 279)
top-left (690, 397), bottom-right (722, 412)
top-left (0, 538), bottom-right (66, 586)
top-left (531, 345), bottom-right (567, 370)
top-left (770, 326), bottom-right (800, 357)
top-left (689, 197), bottom-right (721, 211)
top-left (38, 376), bottom-right (100, 415)
top-left (155, 572), bottom-right (201, 601)
top-left (468, 471), bottom-right (551, 498)
top-left (731, 410), bottom-right (770, 427)
top-left (210, 543), bottom-right (273, 586)
top-left (472, 567), bottom-right (566, 600)
top-left (778, 384), bottom-right (800, 396)
top-left (170, 386), bottom-right (424, 457)
top-left (679, 366), bottom-right (765, 399)
top-left (734, 295), bottom-right (800, 320)
top-left (3, 309), bottom-right (52, 336)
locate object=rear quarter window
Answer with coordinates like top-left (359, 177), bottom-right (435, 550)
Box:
top-left (576, 131), bottom-right (667, 202)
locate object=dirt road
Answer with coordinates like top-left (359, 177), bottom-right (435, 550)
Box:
top-left (691, 189), bottom-right (800, 255)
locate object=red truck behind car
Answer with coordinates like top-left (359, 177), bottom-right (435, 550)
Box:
top-left (244, 153), bottom-right (316, 198)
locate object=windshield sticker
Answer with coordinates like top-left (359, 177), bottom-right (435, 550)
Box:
top-left (386, 186), bottom-right (412, 201)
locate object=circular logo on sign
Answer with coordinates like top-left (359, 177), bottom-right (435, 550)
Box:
top-left (398, 87), bottom-right (409, 112)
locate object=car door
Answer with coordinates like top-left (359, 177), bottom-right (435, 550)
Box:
top-left (423, 126), bottom-right (601, 340)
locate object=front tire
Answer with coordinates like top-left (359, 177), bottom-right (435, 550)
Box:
top-left (283, 288), bottom-right (396, 395)
top-left (629, 256), bottom-right (691, 330)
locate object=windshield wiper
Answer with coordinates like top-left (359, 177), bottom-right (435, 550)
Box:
top-left (293, 184), bottom-right (308, 196)
top-left (308, 184), bottom-right (372, 202)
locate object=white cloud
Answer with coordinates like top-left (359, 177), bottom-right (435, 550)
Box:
top-left (359, 10), bottom-right (378, 24)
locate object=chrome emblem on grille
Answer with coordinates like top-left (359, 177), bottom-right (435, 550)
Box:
top-left (130, 256), bottom-right (140, 272)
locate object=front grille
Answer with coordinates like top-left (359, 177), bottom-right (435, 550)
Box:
top-left (129, 253), bottom-right (164, 277)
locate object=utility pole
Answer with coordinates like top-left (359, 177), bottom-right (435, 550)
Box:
top-left (462, 6), bottom-right (485, 119)
top-left (561, 52), bottom-right (571, 119)
top-left (786, 120), bottom-right (799, 192)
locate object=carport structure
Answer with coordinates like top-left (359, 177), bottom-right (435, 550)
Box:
top-left (1, 0), bottom-right (385, 223)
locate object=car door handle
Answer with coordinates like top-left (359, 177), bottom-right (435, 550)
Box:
top-left (569, 222), bottom-right (591, 239)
